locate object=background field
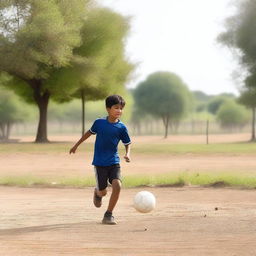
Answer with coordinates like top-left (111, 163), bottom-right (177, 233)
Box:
top-left (1, 133), bottom-right (256, 188)
top-left (1, 133), bottom-right (256, 256)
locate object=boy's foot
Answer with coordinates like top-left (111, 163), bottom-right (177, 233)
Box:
top-left (93, 188), bottom-right (102, 208)
top-left (102, 211), bottom-right (117, 225)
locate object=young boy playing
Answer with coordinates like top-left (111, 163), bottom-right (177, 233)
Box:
top-left (69, 95), bottom-right (131, 225)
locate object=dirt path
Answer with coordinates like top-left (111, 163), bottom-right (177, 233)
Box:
top-left (1, 133), bottom-right (256, 178)
top-left (1, 152), bottom-right (256, 178)
top-left (0, 186), bottom-right (256, 256)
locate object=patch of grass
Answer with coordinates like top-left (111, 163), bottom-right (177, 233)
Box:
top-left (1, 172), bottom-right (256, 189)
top-left (0, 142), bottom-right (94, 153)
top-left (1, 141), bottom-right (256, 155)
top-left (0, 176), bottom-right (51, 187)
top-left (123, 174), bottom-right (185, 188)
top-left (58, 177), bottom-right (95, 187)
top-left (123, 172), bottom-right (256, 189)
top-left (175, 172), bottom-right (256, 189)
top-left (0, 175), bottom-right (95, 188)
top-left (130, 143), bottom-right (256, 155)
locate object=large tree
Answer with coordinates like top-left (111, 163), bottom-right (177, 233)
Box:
top-left (69, 8), bottom-right (133, 135)
top-left (134, 72), bottom-right (191, 138)
top-left (218, 0), bottom-right (256, 140)
top-left (238, 88), bottom-right (256, 141)
top-left (0, 1), bottom-right (132, 142)
top-left (0, 0), bottom-right (87, 142)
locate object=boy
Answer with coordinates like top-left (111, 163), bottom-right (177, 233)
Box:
top-left (69, 95), bottom-right (131, 225)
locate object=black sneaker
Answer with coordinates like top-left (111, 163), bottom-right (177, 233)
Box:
top-left (93, 188), bottom-right (102, 208)
top-left (102, 211), bottom-right (117, 225)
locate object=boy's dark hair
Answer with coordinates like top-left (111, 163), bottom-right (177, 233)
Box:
top-left (105, 95), bottom-right (126, 108)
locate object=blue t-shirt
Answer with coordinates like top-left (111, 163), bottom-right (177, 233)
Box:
top-left (90, 117), bottom-right (131, 166)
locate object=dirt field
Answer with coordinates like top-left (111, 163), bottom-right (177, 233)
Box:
top-left (1, 133), bottom-right (256, 178)
top-left (1, 134), bottom-right (256, 255)
top-left (0, 186), bottom-right (256, 256)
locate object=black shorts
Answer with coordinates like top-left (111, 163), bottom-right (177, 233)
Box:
top-left (94, 164), bottom-right (121, 191)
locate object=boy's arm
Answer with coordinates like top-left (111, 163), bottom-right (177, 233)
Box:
top-left (124, 143), bottom-right (131, 162)
top-left (69, 130), bottom-right (92, 154)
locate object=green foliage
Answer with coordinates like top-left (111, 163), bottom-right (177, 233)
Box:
top-left (238, 88), bottom-right (256, 108)
top-left (69, 7), bottom-right (134, 102)
top-left (47, 6), bottom-right (134, 103)
top-left (48, 90), bottom-right (133, 123)
top-left (0, 1), bottom-right (133, 141)
top-left (192, 91), bottom-right (236, 114)
top-left (135, 72), bottom-right (191, 118)
top-left (134, 71), bottom-right (192, 137)
top-left (192, 90), bottom-right (212, 102)
top-left (48, 100), bottom-right (81, 123)
top-left (218, 0), bottom-right (256, 140)
top-left (1, 0), bottom-right (86, 79)
top-left (0, 87), bottom-right (35, 139)
top-left (216, 100), bottom-right (250, 128)
top-left (218, 0), bottom-right (256, 90)
top-left (207, 96), bottom-right (231, 115)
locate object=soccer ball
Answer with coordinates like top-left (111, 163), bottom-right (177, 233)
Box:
top-left (133, 191), bottom-right (156, 213)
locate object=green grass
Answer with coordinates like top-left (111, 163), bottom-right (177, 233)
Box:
top-left (1, 141), bottom-right (256, 155)
top-left (131, 143), bottom-right (256, 155)
top-left (0, 175), bottom-right (95, 188)
top-left (0, 142), bottom-right (94, 153)
top-left (1, 172), bottom-right (256, 189)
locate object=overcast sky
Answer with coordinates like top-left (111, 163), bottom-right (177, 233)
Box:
top-left (99, 0), bottom-right (239, 95)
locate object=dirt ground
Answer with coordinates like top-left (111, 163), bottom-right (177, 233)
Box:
top-left (1, 134), bottom-right (256, 255)
top-left (0, 186), bottom-right (256, 256)
top-left (1, 133), bottom-right (256, 178)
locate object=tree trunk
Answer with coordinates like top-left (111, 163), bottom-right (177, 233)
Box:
top-left (81, 90), bottom-right (85, 136)
top-left (206, 119), bottom-right (209, 145)
top-left (31, 80), bottom-right (50, 143)
top-left (251, 107), bottom-right (256, 141)
top-left (0, 123), bottom-right (4, 139)
top-left (6, 122), bottom-right (11, 140)
top-left (162, 115), bottom-right (170, 138)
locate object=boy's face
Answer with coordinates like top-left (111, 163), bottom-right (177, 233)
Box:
top-left (107, 104), bottom-right (123, 119)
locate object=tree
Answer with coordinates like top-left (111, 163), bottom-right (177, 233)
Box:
top-left (218, 0), bottom-right (256, 139)
top-left (207, 96), bottom-right (232, 115)
top-left (0, 87), bottom-right (31, 140)
top-left (238, 88), bottom-right (256, 141)
top-left (218, 0), bottom-right (256, 69)
top-left (0, 0), bottom-right (88, 142)
top-left (216, 100), bottom-right (250, 131)
top-left (69, 7), bottom-right (133, 135)
top-left (0, 1), bottom-right (133, 142)
top-left (134, 72), bottom-right (191, 138)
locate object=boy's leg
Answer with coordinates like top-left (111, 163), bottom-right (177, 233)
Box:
top-left (106, 179), bottom-right (121, 213)
top-left (96, 188), bottom-right (107, 197)
top-left (102, 179), bottom-right (121, 225)
top-left (102, 164), bottom-right (122, 225)
top-left (93, 188), bottom-right (107, 208)
top-left (94, 166), bottom-right (108, 208)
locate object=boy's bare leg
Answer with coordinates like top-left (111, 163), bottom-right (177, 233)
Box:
top-left (107, 179), bottom-right (121, 212)
top-left (93, 188), bottom-right (107, 208)
top-left (97, 189), bottom-right (107, 197)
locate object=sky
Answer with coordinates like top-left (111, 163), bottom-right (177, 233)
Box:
top-left (99, 0), bottom-right (240, 96)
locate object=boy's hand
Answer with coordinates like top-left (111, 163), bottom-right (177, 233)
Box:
top-left (69, 146), bottom-right (77, 154)
top-left (124, 155), bottom-right (130, 162)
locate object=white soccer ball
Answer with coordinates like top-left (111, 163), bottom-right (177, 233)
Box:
top-left (133, 191), bottom-right (156, 213)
